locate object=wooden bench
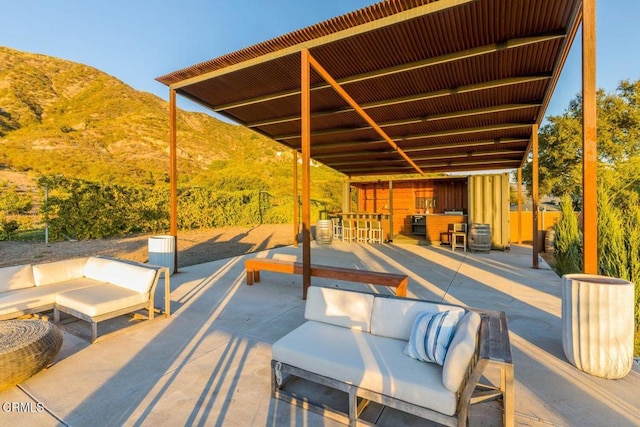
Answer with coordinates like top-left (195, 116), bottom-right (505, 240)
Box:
top-left (244, 258), bottom-right (408, 297)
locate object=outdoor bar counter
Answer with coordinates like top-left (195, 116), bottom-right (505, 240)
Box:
top-left (411, 213), bottom-right (467, 243)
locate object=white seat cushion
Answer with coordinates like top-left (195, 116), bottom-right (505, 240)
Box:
top-left (32, 258), bottom-right (88, 286)
top-left (0, 278), bottom-right (101, 318)
top-left (83, 257), bottom-right (157, 294)
top-left (56, 284), bottom-right (149, 317)
top-left (442, 311), bottom-right (481, 392)
top-left (305, 286), bottom-right (374, 332)
top-left (272, 320), bottom-right (458, 416)
top-left (371, 296), bottom-right (465, 341)
top-left (0, 264), bottom-right (35, 293)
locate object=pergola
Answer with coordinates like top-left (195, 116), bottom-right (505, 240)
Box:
top-left (157, 0), bottom-right (597, 293)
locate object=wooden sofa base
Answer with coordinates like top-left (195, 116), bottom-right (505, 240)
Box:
top-left (272, 311), bottom-right (514, 427)
top-left (53, 266), bottom-right (171, 343)
top-left (54, 301), bottom-right (154, 343)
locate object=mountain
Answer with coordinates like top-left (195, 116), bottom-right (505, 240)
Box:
top-left (0, 46), bottom-right (341, 196)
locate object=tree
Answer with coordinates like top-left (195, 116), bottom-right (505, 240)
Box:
top-left (0, 181), bottom-right (32, 214)
top-left (522, 79), bottom-right (640, 208)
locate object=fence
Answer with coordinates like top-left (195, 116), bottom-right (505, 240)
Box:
top-left (509, 211), bottom-right (563, 250)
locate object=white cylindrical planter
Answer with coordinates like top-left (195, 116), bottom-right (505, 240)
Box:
top-left (148, 235), bottom-right (175, 275)
top-left (561, 274), bottom-right (634, 379)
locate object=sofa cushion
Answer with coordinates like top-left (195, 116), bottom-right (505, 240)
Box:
top-left (0, 278), bottom-right (101, 319)
top-left (404, 310), bottom-right (464, 365)
top-left (273, 320), bottom-right (458, 416)
top-left (83, 257), bottom-right (157, 294)
top-left (442, 311), bottom-right (481, 392)
top-left (56, 284), bottom-right (149, 317)
top-left (305, 286), bottom-right (374, 332)
top-left (370, 296), bottom-right (465, 341)
top-left (0, 265), bottom-right (35, 293)
top-left (33, 257), bottom-right (89, 286)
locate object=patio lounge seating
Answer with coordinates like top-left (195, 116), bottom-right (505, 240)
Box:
top-left (0, 257), bottom-right (170, 342)
top-left (272, 286), bottom-right (513, 426)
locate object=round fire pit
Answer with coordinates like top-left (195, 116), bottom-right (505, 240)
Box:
top-left (0, 319), bottom-right (63, 390)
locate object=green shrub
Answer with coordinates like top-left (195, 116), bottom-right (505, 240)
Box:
top-left (625, 203), bottom-right (640, 334)
top-left (597, 189), bottom-right (629, 280)
top-left (0, 216), bottom-right (19, 240)
top-left (554, 194), bottom-right (582, 275)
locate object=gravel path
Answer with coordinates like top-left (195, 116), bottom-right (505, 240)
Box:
top-left (0, 224), bottom-right (295, 268)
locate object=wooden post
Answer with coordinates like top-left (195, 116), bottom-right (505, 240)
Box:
top-left (342, 178), bottom-right (351, 213)
top-left (517, 168), bottom-right (522, 245)
top-left (301, 49), bottom-right (312, 299)
top-left (532, 124), bottom-right (539, 269)
top-left (293, 150), bottom-right (299, 248)
top-left (388, 180), bottom-right (394, 242)
top-left (169, 88), bottom-right (178, 274)
top-left (582, 0), bottom-right (598, 274)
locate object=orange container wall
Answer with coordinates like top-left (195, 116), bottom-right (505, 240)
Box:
top-left (355, 178), bottom-right (468, 237)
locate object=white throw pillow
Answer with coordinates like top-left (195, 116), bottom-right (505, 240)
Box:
top-left (404, 310), bottom-right (464, 365)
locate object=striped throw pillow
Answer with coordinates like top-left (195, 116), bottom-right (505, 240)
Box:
top-left (404, 310), bottom-right (464, 365)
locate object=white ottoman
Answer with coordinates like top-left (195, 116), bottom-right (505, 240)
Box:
top-left (561, 274), bottom-right (635, 379)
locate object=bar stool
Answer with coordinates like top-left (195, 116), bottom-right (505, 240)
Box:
top-left (342, 219), bottom-right (355, 242)
top-left (332, 217), bottom-right (342, 240)
top-left (356, 219), bottom-right (369, 242)
top-left (451, 223), bottom-right (467, 251)
top-left (369, 219), bottom-right (383, 243)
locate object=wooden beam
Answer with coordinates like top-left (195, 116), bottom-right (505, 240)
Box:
top-left (169, 89), bottom-right (178, 274)
top-left (532, 124), bottom-right (539, 269)
top-left (582, 0), bottom-right (598, 274)
top-left (293, 150), bottom-right (299, 248)
top-left (307, 52), bottom-right (425, 176)
top-left (341, 162), bottom-right (522, 176)
top-left (327, 150), bottom-right (524, 167)
top-left (214, 33), bottom-right (564, 112)
top-left (301, 50), bottom-right (312, 299)
top-left (312, 138), bottom-right (529, 159)
top-left (300, 124), bottom-right (532, 152)
top-left (169, 0), bottom-right (477, 90)
top-left (247, 76), bottom-right (552, 129)
top-left (274, 104), bottom-right (541, 141)
top-left (340, 159), bottom-right (521, 173)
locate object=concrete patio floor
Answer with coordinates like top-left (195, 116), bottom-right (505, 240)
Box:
top-left (2, 241), bottom-right (639, 426)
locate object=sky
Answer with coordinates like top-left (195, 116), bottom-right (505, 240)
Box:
top-left (1, 0), bottom-right (639, 122)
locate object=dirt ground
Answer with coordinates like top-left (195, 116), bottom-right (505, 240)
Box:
top-left (0, 224), bottom-right (295, 268)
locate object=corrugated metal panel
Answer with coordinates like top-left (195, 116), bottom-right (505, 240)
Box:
top-left (157, 0), bottom-right (583, 177)
top-left (468, 174), bottom-right (511, 250)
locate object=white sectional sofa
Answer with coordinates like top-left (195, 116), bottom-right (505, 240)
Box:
top-left (272, 286), bottom-right (513, 426)
top-left (0, 257), bottom-right (170, 342)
